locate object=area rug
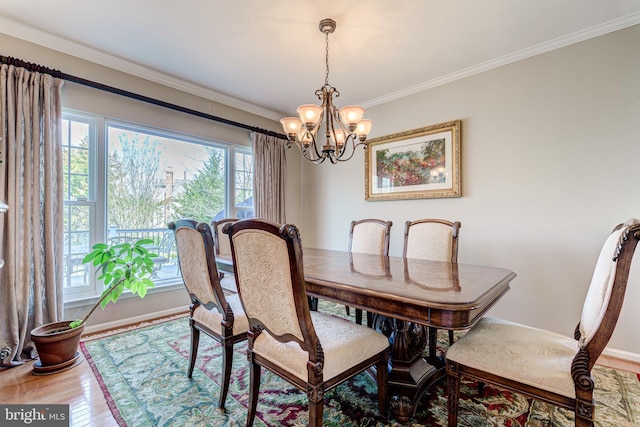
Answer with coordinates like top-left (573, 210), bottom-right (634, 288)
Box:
top-left (80, 302), bottom-right (640, 426)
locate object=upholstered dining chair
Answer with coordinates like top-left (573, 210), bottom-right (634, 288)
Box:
top-left (446, 219), bottom-right (640, 427)
top-left (223, 219), bottom-right (390, 427)
top-left (348, 218), bottom-right (393, 325)
top-left (403, 218), bottom-right (461, 345)
top-left (212, 218), bottom-right (238, 257)
top-left (211, 218), bottom-right (239, 292)
top-left (168, 218), bottom-right (248, 410)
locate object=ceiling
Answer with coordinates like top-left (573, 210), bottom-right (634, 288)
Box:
top-left (1, 1), bottom-right (640, 122)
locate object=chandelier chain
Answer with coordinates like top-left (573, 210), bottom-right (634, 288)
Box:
top-left (324, 31), bottom-right (330, 86)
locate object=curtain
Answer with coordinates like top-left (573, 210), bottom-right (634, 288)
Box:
top-left (0, 64), bottom-right (64, 366)
top-left (251, 132), bottom-right (287, 224)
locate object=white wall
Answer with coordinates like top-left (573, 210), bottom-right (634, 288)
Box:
top-left (299, 25), bottom-right (640, 356)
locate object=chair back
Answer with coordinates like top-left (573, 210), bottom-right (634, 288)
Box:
top-left (349, 219), bottom-right (392, 255)
top-left (579, 219), bottom-right (640, 367)
top-left (169, 219), bottom-right (226, 311)
top-left (212, 218), bottom-right (238, 256)
top-left (224, 219), bottom-right (317, 351)
top-left (403, 219), bottom-right (461, 262)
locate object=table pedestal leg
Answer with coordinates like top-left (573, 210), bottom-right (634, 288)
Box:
top-left (373, 314), bottom-right (445, 423)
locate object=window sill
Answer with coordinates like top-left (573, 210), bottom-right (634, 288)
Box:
top-left (64, 280), bottom-right (185, 310)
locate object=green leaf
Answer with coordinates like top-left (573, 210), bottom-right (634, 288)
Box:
top-left (137, 285), bottom-right (148, 298)
top-left (134, 246), bottom-right (148, 255)
top-left (82, 248), bottom-right (103, 264)
top-left (69, 319), bottom-right (83, 329)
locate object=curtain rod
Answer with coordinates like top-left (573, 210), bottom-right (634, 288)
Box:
top-left (1, 55), bottom-right (287, 139)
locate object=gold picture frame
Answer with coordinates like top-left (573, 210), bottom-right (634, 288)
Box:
top-left (365, 120), bottom-right (461, 201)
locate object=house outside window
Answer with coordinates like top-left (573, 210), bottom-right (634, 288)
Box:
top-left (62, 111), bottom-right (253, 302)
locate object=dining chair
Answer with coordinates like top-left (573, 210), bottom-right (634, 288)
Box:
top-left (212, 217), bottom-right (239, 292)
top-left (223, 219), bottom-right (390, 427)
top-left (212, 218), bottom-right (238, 257)
top-left (404, 218), bottom-right (461, 346)
top-left (348, 218), bottom-right (393, 325)
top-left (168, 218), bottom-right (248, 410)
top-left (446, 219), bottom-right (640, 427)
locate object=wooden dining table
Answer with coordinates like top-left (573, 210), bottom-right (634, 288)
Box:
top-left (217, 247), bottom-right (517, 422)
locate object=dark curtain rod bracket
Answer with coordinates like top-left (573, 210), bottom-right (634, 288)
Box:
top-left (1, 55), bottom-right (286, 140)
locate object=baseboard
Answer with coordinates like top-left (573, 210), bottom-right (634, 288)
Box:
top-left (81, 307), bottom-right (189, 339)
top-left (598, 348), bottom-right (640, 374)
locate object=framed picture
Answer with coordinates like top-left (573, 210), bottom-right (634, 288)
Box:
top-left (365, 120), bottom-right (461, 201)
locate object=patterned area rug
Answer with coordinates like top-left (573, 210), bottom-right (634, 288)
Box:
top-left (81, 302), bottom-right (640, 426)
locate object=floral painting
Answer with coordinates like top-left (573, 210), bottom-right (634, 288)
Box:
top-left (365, 120), bottom-right (461, 200)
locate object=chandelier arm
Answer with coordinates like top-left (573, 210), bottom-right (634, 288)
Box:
top-left (333, 141), bottom-right (358, 162)
top-left (308, 134), bottom-right (323, 160)
top-left (303, 148), bottom-right (327, 164)
top-left (308, 117), bottom-right (325, 160)
top-left (288, 134), bottom-right (326, 163)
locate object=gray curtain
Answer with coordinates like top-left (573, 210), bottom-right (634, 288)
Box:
top-left (0, 64), bottom-right (64, 366)
top-left (251, 132), bottom-right (287, 224)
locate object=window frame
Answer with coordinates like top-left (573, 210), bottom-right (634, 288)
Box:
top-left (62, 109), bottom-right (253, 303)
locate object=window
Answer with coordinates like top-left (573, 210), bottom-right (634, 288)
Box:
top-left (234, 150), bottom-right (254, 219)
top-left (62, 112), bottom-right (96, 297)
top-left (62, 112), bottom-right (253, 302)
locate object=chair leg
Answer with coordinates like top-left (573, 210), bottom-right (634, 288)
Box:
top-left (345, 305), bottom-right (351, 316)
top-left (376, 351), bottom-right (389, 422)
top-left (428, 327), bottom-right (438, 361)
top-left (446, 362), bottom-right (461, 427)
top-left (366, 311), bottom-right (375, 328)
top-left (575, 398), bottom-right (595, 427)
top-left (245, 358), bottom-right (261, 427)
top-left (307, 385), bottom-right (324, 427)
top-left (188, 322), bottom-right (200, 378)
top-left (355, 308), bottom-right (363, 325)
top-left (219, 338), bottom-right (233, 410)
top-left (448, 329), bottom-right (455, 345)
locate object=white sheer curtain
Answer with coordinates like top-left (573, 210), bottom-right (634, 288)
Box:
top-left (0, 63), bottom-right (64, 366)
top-left (251, 132), bottom-right (287, 224)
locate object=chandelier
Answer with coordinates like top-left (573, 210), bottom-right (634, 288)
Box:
top-left (280, 19), bottom-right (372, 164)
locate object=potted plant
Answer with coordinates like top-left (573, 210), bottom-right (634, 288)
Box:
top-left (30, 238), bottom-right (157, 374)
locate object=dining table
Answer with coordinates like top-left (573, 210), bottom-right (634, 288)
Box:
top-left (217, 247), bottom-right (517, 423)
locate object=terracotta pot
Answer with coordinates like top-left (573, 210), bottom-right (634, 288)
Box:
top-left (31, 321), bottom-right (85, 366)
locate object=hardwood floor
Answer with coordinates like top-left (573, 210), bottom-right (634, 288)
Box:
top-left (0, 357), bottom-right (118, 427)
top-left (2, 342), bottom-right (638, 427)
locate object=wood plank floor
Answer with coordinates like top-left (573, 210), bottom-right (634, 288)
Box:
top-left (0, 356), bottom-right (118, 427)
top-left (2, 343), bottom-right (637, 427)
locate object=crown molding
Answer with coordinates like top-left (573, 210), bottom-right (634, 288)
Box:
top-left (0, 17), bottom-right (283, 121)
top-left (2, 13), bottom-right (639, 118)
top-left (362, 12), bottom-right (640, 108)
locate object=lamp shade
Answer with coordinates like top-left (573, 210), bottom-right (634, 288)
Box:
top-left (299, 129), bottom-right (314, 147)
top-left (356, 119), bottom-right (373, 138)
top-left (281, 117), bottom-right (302, 137)
top-left (297, 104), bottom-right (323, 126)
top-left (333, 129), bottom-right (346, 146)
top-left (339, 105), bottom-right (365, 126)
